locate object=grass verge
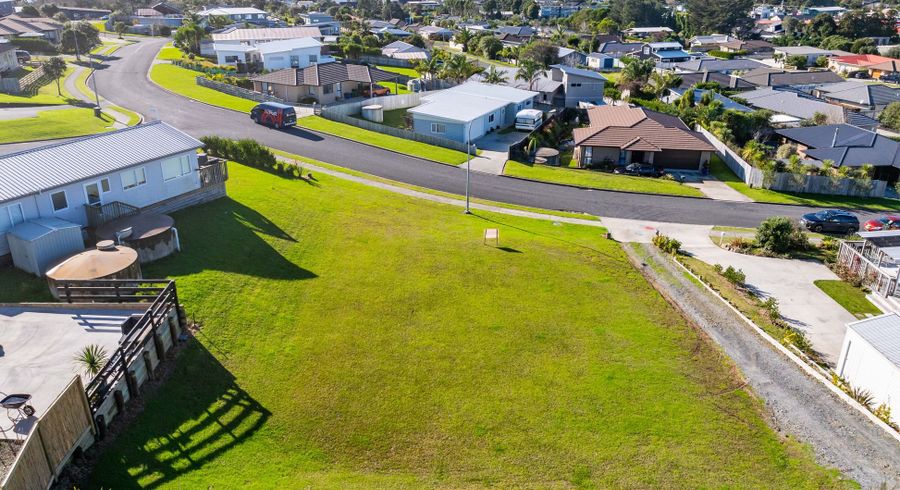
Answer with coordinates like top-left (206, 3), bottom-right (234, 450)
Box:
top-left (0, 66), bottom-right (77, 107)
top-left (0, 107), bottom-right (115, 143)
top-left (504, 160), bottom-right (706, 197)
top-left (710, 157), bottom-right (900, 212)
top-left (149, 63), bottom-right (257, 113)
top-left (296, 115), bottom-right (470, 165)
top-left (13, 162), bottom-right (843, 488)
top-left (814, 280), bottom-right (881, 319)
top-left (157, 43), bottom-right (185, 61)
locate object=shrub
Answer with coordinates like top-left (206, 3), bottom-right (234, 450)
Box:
top-left (200, 136), bottom-right (280, 173)
top-left (831, 263), bottom-right (864, 288)
top-left (756, 216), bottom-right (804, 254)
top-left (10, 37), bottom-right (58, 54)
top-left (874, 403), bottom-right (897, 429)
top-left (721, 266), bottom-right (746, 286)
top-left (652, 234), bottom-right (681, 254)
top-left (725, 237), bottom-right (753, 252)
top-left (760, 297), bottom-right (779, 321)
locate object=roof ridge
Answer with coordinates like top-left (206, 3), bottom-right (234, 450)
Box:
top-left (0, 121), bottom-right (162, 161)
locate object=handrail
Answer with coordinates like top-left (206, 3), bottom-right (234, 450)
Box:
top-left (83, 200), bottom-right (139, 228)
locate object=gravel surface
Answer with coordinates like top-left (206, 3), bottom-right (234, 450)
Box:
top-left (624, 242), bottom-right (900, 489)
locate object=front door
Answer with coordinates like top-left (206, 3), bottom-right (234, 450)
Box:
top-left (631, 151), bottom-right (645, 164)
top-left (335, 83), bottom-right (342, 98)
top-left (84, 181), bottom-right (102, 206)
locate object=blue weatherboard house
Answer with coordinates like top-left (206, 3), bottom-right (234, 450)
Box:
top-left (408, 82), bottom-right (539, 143)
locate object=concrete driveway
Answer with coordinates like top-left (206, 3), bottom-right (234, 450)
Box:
top-left (459, 130), bottom-right (531, 175)
top-left (603, 217), bottom-right (859, 365)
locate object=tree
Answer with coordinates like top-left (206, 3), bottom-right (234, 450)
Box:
top-left (453, 29), bottom-right (472, 52)
top-left (756, 216), bottom-right (801, 254)
top-left (515, 59), bottom-right (544, 90)
top-left (407, 33), bottom-right (426, 48)
top-left (886, 46), bottom-right (900, 59)
top-left (482, 0), bottom-right (499, 18)
top-left (807, 13), bottom-right (837, 39)
top-left (819, 35), bottom-right (852, 51)
top-left (479, 36), bottom-right (503, 59)
top-left (785, 55), bottom-right (807, 69)
top-left (879, 102), bottom-right (900, 131)
top-left (684, 0), bottom-right (752, 35)
top-left (482, 65), bottom-right (508, 84)
top-left (114, 21), bottom-right (128, 39)
top-left (519, 39), bottom-right (558, 67)
top-left (53, 12), bottom-right (69, 23)
top-left (61, 22), bottom-right (100, 61)
top-left (597, 18), bottom-right (618, 34)
top-left (173, 21), bottom-right (205, 56)
top-left (782, 16), bottom-right (802, 37)
top-left (609, 0), bottom-right (670, 28)
top-left (851, 38), bottom-right (877, 55)
top-left (522, 0), bottom-right (539, 19)
top-left (73, 344), bottom-right (109, 378)
top-left (617, 58), bottom-right (654, 94)
top-left (648, 71), bottom-right (682, 98)
top-left (43, 57), bottom-right (67, 96)
top-left (439, 53), bottom-right (483, 83)
top-left (40, 3), bottom-right (60, 17)
top-left (19, 5), bottom-right (40, 17)
top-left (414, 53), bottom-right (442, 88)
top-left (207, 15), bottom-right (232, 30)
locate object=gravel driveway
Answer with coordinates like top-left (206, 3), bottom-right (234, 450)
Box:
top-left (624, 243), bottom-right (900, 488)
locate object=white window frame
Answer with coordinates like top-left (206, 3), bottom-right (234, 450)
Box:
top-left (50, 190), bottom-right (68, 212)
top-left (430, 122), bottom-right (446, 134)
top-left (83, 181), bottom-right (103, 206)
top-left (162, 155), bottom-right (192, 181)
top-left (583, 147), bottom-right (593, 164)
top-left (121, 166), bottom-right (147, 191)
top-left (100, 177), bottom-right (110, 193)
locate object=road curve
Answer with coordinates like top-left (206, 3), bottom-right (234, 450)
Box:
top-left (22, 37), bottom-right (895, 227)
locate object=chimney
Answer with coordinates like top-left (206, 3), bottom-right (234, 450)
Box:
top-left (831, 126), bottom-right (839, 147)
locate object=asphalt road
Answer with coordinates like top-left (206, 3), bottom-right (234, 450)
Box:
top-left (4, 37), bottom-right (892, 227)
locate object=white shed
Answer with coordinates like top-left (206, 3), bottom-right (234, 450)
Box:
top-left (7, 218), bottom-right (84, 276)
top-left (837, 313), bottom-right (900, 426)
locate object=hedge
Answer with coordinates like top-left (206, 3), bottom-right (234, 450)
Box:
top-left (200, 136), bottom-right (300, 177)
top-left (10, 38), bottom-right (58, 54)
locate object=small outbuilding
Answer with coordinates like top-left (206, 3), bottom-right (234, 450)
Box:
top-left (7, 218), bottom-right (84, 276)
top-left (837, 312), bottom-right (900, 426)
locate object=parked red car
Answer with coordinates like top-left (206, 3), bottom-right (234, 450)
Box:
top-left (362, 86), bottom-right (391, 97)
top-left (863, 216), bottom-right (900, 231)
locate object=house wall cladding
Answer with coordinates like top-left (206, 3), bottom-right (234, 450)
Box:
top-left (141, 181), bottom-right (227, 216)
top-left (321, 92), bottom-right (471, 153)
top-left (696, 126), bottom-right (888, 198)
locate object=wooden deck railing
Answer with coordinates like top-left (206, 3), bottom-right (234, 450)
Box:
top-left (199, 158), bottom-right (228, 188)
top-left (84, 200), bottom-right (139, 228)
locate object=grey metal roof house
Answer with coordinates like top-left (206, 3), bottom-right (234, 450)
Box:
top-left (665, 88), bottom-right (752, 112)
top-left (813, 81), bottom-right (900, 111)
top-left (776, 124), bottom-right (900, 180)
top-left (844, 313), bottom-right (900, 366)
top-left (836, 312), bottom-right (900, 427)
top-left (738, 87), bottom-right (844, 123)
top-left (671, 58), bottom-right (767, 74)
top-left (739, 67), bottom-right (844, 88)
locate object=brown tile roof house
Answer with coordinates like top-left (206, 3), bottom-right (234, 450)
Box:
top-left (0, 15), bottom-right (63, 41)
top-left (573, 105), bottom-right (715, 170)
top-left (251, 62), bottom-right (398, 104)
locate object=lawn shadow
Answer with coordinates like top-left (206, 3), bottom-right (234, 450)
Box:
top-left (496, 246), bottom-right (522, 253)
top-left (143, 197), bottom-right (316, 281)
top-left (90, 339), bottom-right (271, 488)
top-left (472, 213), bottom-right (622, 262)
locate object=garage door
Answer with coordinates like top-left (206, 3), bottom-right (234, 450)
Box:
top-left (657, 150), bottom-right (701, 170)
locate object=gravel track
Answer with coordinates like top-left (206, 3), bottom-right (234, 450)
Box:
top-left (623, 242), bottom-right (900, 489)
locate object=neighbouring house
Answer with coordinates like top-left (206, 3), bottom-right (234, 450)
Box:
top-left (754, 16), bottom-right (783, 38)
top-left (382, 40), bottom-right (429, 61)
top-left (572, 105), bottom-right (715, 170)
top-left (587, 52), bottom-right (616, 70)
top-left (587, 41), bottom-right (643, 70)
top-left (496, 32), bottom-right (530, 48)
top-left (774, 46), bottom-right (834, 67)
top-left (776, 124), bottom-right (900, 182)
top-left (56, 6), bottom-right (110, 19)
top-left (251, 62), bottom-right (397, 104)
top-left (298, 12), bottom-right (340, 36)
top-left (838, 233), bottom-right (900, 298)
top-left (806, 5), bottom-right (847, 16)
top-left (0, 15), bottom-right (63, 42)
top-left (210, 26), bottom-right (323, 46)
top-left (829, 54), bottom-right (897, 75)
top-left (669, 58), bottom-right (766, 74)
top-left (0, 122), bottom-right (228, 260)
top-left (739, 67), bottom-right (844, 90)
top-left (640, 42), bottom-right (691, 63)
top-left (663, 87), bottom-right (752, 112)
top-left (624, 26), bottom-right (673, 38)
top-left (676, 71), bottom-right (755, 91)
top-left (719, 39), bottom-right (774, 55)
top-left (539, 2), bottom-right (583, 18)
top-left (556, 46), bottom-right (586, 66)
top-left (0, 43), bottom-right (18, 73)
top-left (407, 82), bottom-right (538, 143)
top-left (739, 87), bottom-right (844, 125)
top-left (869, 59), bottom-right (900, 80)
top-left (196, 7), bottom-right (272, 27)
top-left (418, 25), bottom-right (454, 40)
top-left (0, 0), bottom-right (12, 17)
top-left (687, 34), bottom-right (732, 51)
top-left (469, 65), bottom-right (560, 106)
top-left (836, 312), bottom-right (900, 427)
top-left (813, 81), bottom-right (900, 113)
top-left (547, 64), bottom-right (605, 107)
top-left (215, 37), bottom-right (334, 70)
top-left (496, 25), bottom-right (536, 38)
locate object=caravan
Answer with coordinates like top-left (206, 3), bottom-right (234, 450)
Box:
top-left (515, 109), bottom-right (543, 131)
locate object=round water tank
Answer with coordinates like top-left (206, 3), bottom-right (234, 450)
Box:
top-left (96, 214), bottom-right (177, 264)
top-left (361, 104), bottom-right (384, 123)
top-left (535, 147), bottom-right (561, 166)
top-left (45, 244), bottom-right (141, 299)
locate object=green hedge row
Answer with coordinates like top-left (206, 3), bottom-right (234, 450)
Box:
top-left (10, 38), bottom-right (58, 54)
top-left (200, 136), bottom-right (301, 177)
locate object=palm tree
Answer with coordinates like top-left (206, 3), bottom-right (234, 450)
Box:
top-left (617, 58), bottom-right (655, 95)
top-left (482, 65), bottom-right (508, 84)
top-left (648, 71), bottom-right (683, 98)
top-left (454, 29), bottom-right (472, 52)
top-left (414, 55), bottom-right (443, 89)
top-left (440, 54), bottom-right (483, 83)
top-left (515, 59), bottom-right (544, 91)
top-left (74, 344), bottom-right (109, 378)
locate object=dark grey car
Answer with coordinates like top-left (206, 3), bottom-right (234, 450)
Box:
top-left (799, 210), bottom-right (859, 234)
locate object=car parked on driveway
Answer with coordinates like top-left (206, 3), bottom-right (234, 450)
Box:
top-left (15, 50), bottom-right (30, 63)
top-left (863, 216), bottom-right (900, 232)
top-left (613, 163), bottom-right (664, 177)
top-left (799, 210), bottom-right (859, 234)
top-left (362, 86), bottom-right (391, 97)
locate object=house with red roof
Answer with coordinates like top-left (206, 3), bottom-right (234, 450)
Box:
top-left (572, 105), bottom-right (716, 171)
top-left (829, 54), bottom-right (897, 75)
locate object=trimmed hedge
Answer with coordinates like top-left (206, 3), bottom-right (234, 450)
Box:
top-left (10, 38), bottom-right (58, 54)
top-left (200, 136), bottom-right (300, 177)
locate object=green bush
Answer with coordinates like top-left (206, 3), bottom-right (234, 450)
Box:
top-left (708, 49), bottom-right (739, 59)
top-left (200, 136), bottom-right (280, 172)
top-left (652, 234), bottom-right (681, 254)
top-left (10, 38), bottom-right (58, 54)
top-left (721, 266), bottom-right (746, 286)
top-left (756, 216), bottom-right (807, 254)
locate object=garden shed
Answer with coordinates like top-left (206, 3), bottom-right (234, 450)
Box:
top-left (7, 218), bottom-right (84, 276)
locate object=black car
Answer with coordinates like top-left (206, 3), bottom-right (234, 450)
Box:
top-left (613, 163), bottom-right (664, 177)
top-left (799, 210), bottom-right (859, 234)
top-left (15, 50), bottom-right (30, 63)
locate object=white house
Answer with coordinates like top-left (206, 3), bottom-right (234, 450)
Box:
top-left (214, 37), bottom-right (333, 70)
top-left (197, 6), bottom-right (269, 25)
top-left (774, 46), bottom-right (834, 67)
top-left (0, 43), bottom-right (18, 73)
top-left (210, 26), bottom-right (322, 47)
top-left (837, 313), bottom-right (900, 426)
top-left (381, 40), bottom-right (428, 61)
top-left (0, 122), bottom-right (225, 259)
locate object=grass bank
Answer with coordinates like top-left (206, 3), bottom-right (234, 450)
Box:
top-left (504, 160), bottom-right (706, 197)
top-left (0, 107), bottom-right (115, 143)
top-left (0, 162), bottom-right (843, 487)
top-left (0, 66), bottom-right (76, 107)
top-left (296, 115), bottom-right (470, 165)
top-left (710, 157), bottom-right (900, 212)
top-left (149, 63), bottom-right (257, 113)
top-left (814, 280), bottom-right (881, 319)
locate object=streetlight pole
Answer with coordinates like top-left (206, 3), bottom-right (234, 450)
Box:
top-left (464, 121), bottom-right (473, 214)
top-left (89, 53), bottom-right (100, 109)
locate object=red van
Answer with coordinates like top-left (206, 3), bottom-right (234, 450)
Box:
top-left (250, 102), bottom-right (297, 129)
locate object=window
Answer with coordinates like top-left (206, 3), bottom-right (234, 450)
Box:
top-left (570, 82), bottom-right (582, 87)
top-left (50, 191), bottom-right (68, 211)
top-left (101, 178), bottom-right (110, 193)
top-left (430, 123), bottom-right (445, 133)
top-left (224, 55), bottom-right (240, 63)
top-left (583, 147), bottom-right (593, 163)
top-left (1, 203), bottom-right (24, 232)
top-left (121, 167), bottom-right (146, 190)
top-left (309, 54), bottom-right (318, 63)
top-left (162, 155), bottom-right (192, 181)
top-left (290, 55), bottom-right (300, 67)
top-left (84, 182), bottom-right (101, 205)
top-left (323, 84), bottom-right (333, 94)
top-left (488, 114), bottom-right (495, 123)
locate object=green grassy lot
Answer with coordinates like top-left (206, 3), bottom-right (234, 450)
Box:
top-left (0, 107), bottom-right (115, 143)
top-left (157, 43), bottom-right (186, 61)
top-left (149, 63), bottom-right (257, 113)
top-left (376, 65), bottom-right (420, 78)
top-left (296, 115), bottom-right (470, 165)
top-left (814, 280), bottom-right (881, 319)
top-left (1, 162), bottom-right (839, 487)
top-left (378, 80), bottom-right (410, 94)
top-left (0, 66), bottom-right (76, 107)
top-left (710, 157), bottom-right (900, 212)
top-left (504, 160), bottom-right (706, 197)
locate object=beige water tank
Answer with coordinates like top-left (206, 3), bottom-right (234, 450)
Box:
top-left (361, 104), bottom-right (384, 123)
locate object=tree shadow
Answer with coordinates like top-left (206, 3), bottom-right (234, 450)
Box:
top-left (143, 197), bottom-right (316, 281)
top-left (89, 340), bottom-right (271, 488)
top-left (496, 246), bottom-right (522, 253)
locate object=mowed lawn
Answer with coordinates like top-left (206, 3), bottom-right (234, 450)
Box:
top-left (149, 63), bottom-right (257, 113)
top-left (297, 115), bottom-right (470, 165)
top-left (44, 163), bottom-right (851, 488)
top-left (0, 108), bottom-right (115, 143)
top-left (0, 66), bottom-right (76, 107)
top-left (814, 280), bottom-right (881, 319)
top-left (504, 160), bottom-right (706, 197)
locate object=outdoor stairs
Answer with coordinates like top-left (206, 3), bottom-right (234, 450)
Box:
top-left (866, 292), bottom-right (900, 315)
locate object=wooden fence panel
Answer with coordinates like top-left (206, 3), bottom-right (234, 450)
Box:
top-left (1, 433), bottom-right (52, 490)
